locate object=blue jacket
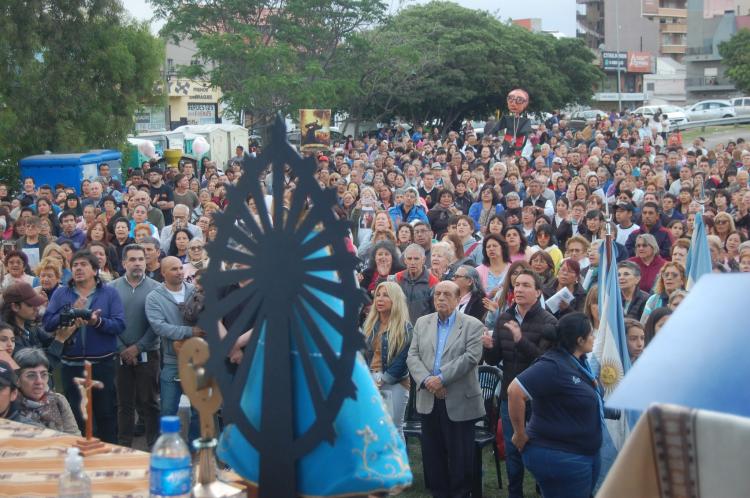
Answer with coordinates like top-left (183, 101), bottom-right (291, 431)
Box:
top-left (365, 322), bottom-right (413, 384)
top-left (388, 203), bottom-right (428, 226)
top-left (42, 281), bottom-right (125, 361)
top-left (56, 230), bottom-right (87, 251)
top-left (468, 202), bottom-right (505, 231)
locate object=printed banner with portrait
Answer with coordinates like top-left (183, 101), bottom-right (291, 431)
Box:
top-left (299, 109), bottom-right (331, 151)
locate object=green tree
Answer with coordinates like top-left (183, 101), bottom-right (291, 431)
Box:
top-left (0, 0), bottom-right (163, 188)
top-left (150, 0), bottom-right (387, 131)
top-left (719, 28), bottom-right (750, 95)
top-left (343, 1), bottom-right (601, 132)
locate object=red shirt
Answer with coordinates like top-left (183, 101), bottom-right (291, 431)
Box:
top-left (627, 255), bottom-right (667, 293)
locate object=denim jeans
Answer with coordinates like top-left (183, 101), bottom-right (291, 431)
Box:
top-left (62, 357), bottom-right (118, 444)
top-left (160, 362), bottom-right (200, 447)
top-left (522, 444), bottom-right (600, 498)
top-left (501, 399), bottom-right (526, 498)
top-left (380, 382), bottom-right (409, 439)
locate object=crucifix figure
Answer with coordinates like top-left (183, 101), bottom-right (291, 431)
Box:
top-left (73, 361), bottom-right (108, 456)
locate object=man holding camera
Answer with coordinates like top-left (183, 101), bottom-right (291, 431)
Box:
top-left (110, 244), bottom-right (160, 448)
top-left (43, 250), bottom-right (125, 444)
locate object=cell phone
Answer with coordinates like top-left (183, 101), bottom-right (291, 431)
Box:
top-left (139, 352), bottom-right (148, 363)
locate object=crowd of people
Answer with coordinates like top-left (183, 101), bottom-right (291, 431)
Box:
top-left (0, 111), bottom-right (749, 497)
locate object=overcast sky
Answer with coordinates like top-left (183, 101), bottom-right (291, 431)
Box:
top-left (120, 0), bottom-right (576, 37)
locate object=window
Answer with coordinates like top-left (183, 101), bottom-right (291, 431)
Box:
top-left (646, 83), bottom-right (655, 91)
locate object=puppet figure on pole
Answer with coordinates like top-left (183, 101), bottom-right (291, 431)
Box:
top-left (492, 88), bottom-right (533, 158)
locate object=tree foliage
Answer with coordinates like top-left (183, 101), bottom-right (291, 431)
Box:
top-left (150, 0), bottom-right (387, 126)
top-left (719, 29), bottom-right (750, 95)
top-left (345, 1), bottom-right (602, 131)
top-left (0, 0), bottom-right (164, 186)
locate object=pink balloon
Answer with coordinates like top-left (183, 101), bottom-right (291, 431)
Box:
top-left (192, 136), bottom-right (210, 156)
top-left (137, 140), bottom-right (156, 158)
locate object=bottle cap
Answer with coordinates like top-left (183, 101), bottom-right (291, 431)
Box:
top-left (65, 447), bottom-right (83, 472)
top-left (160, 415), bottom-right (181, 433)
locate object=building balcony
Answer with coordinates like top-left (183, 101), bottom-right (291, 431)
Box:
top-left (662, 44), bottom-right (687, 54)
top-left (657, 7), bottom-right (687, 17)
top-left (660, 23), bottom-right (688, 34)
top-left (683, 47), bottom-right (722, 62)
top-left (685, 77), bottom-right (735, 92)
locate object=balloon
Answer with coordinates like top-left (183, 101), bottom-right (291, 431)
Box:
top-left (192, 136), bottom-right (210, 156)
top-left (137, 140), bottom-right (156, 159)
top-left (507, 88), bottom-right (529, 115)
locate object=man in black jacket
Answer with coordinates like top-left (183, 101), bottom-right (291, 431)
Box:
top-left (625, 202), bottom-right (673, 259)
top-left (483, 269), bottom-right (557, 498)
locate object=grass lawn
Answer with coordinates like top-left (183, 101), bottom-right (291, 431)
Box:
top-left (681, 124), bottom-right (750, 144)
top-left (397, 440), bottom-right (538, 497)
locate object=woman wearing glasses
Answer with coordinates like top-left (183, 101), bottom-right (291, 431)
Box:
top-left (14, 347), bottom-right (79, 434)
top-left (640, 262), bottom-right (685, 323)
top-left (183, 238), bottom-right (209, 284)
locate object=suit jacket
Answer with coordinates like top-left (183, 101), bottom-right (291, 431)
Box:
top-left (407, 311), bottom-right (485, 422)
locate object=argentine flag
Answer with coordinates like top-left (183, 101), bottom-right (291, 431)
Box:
top-left (686, 210), bottom-right (712, 289)
top-left (592, 241), bottom-right (633, 486)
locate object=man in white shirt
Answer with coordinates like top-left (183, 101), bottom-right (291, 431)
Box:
top-left (615, 202), bottom-right (640, 246)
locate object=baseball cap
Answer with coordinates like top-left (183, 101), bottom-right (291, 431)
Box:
top-left (552, 157), bottom-right (563, 164)
top-left (3, 282), bottom-right (46, 307)
top-left (318, 155), bottom-right (329, 163)
top-left (0, 360), bottom-right (17, 388)
top-left (616, 202), bottom-right (634, 212)
top-left (431, 162), bottom-right (444, 170)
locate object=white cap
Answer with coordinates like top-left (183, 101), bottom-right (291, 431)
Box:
top-left (65, 447), bottom-right (83, 473)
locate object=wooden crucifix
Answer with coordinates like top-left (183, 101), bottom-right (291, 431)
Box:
top-left (73, 361), bottom-right (108, 456)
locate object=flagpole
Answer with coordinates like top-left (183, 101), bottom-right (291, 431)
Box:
top-left (604, 199), bottom-right (613, 264)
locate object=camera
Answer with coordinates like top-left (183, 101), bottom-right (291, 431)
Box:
top-left (60, 306), bottom-right (93, 327)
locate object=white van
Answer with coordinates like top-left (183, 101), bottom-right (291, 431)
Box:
top-left (730, 97), bottom-right (750, 116)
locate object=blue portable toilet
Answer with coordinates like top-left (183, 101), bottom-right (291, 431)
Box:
top-left (19, 150), bottom-right (123, 195)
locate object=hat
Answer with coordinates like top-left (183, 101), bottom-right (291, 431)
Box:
top-left (3, 282), bottom-right (46, 307)
top-left (431, 162), bottom-right (443, 170)
top-left (150, 167), bottom-right (164, 175)
top-left (552, 157), bottom-right (563, 164)
top-left (318, 156), bottom-right (329, 163)
top-left (616, 202), bottom-right (635, 212)
top-left (0, 360), bottom-right (17, 388)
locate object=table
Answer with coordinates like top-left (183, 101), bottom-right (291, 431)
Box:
top-left (0, 418), bottom-right (149, 497)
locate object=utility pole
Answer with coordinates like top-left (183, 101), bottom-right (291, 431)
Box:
top-left (615, 0), bottom-right (623, 113)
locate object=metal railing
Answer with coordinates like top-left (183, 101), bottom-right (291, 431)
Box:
top-left (671, 115), bottom-right (750, 131)
top-left (685, 77), bottom-right (734, 88)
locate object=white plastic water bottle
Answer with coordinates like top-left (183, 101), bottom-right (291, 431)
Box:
top-left (58, 447), bottom-right (91, 498)
top-left (149, 416), bottom-right (192, 498)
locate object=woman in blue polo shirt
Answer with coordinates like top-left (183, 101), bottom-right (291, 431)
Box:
top-left (507, 312), bottom-right (602, 498)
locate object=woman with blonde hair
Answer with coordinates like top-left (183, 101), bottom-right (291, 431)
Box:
top-left (362, 281), bottom-right (413, 437)
top-left (41, 243), bottom-right (72, 285)
top-left (356, 210), bottom-right (396, 260)
top-left (641, 261), bottom-right (686, 323)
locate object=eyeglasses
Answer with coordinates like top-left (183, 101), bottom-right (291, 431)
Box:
top-left (22, 370), bottom-right (49, 381)
top-left (715, 219), bottom-right (728, 225)
top-left (662, 272), bottom-right (681, 278)
top-left (452, 274), bottom-right (469, 280)
top-left (189, 246), bottom-right (205, 251)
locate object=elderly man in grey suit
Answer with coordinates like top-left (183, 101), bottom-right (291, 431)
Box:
top-left (407, 280), bottom-right (485, 498)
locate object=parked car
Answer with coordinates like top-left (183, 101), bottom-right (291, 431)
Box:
top-left (632, 105), bottom-right (688, 126)
top-left (684, 100), bottom-right (736, 121)
top-left (570, 109), bottom-right (609, 121)
top-left (730, 97), bottom-right (750, 116)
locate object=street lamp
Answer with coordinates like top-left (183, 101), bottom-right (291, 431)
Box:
top-left (615, 0), bottom-right (622, 112)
